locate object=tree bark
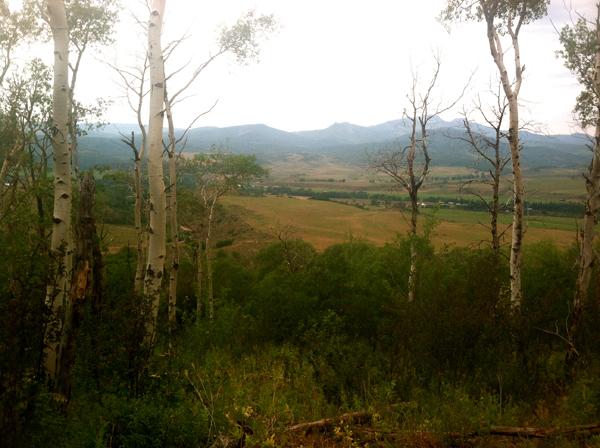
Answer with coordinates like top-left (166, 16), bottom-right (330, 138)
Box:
top-left (44, 0), bottom-right (72, 381)
top-left (206, 200), bottom-right (216, 322)
top-left (165, 93), bottom-right (179, 328)
top-left (483, 1), bottom-right (525, 307)
top-left (571, 8), bottom-right (600, 357)
top-left (144, 0), bottom-right (167, 337)
top-left (55, 171), bottom-right (97, 403)
top-left (195, 244), bottom-right (203, 326)
top-left (284, 412), bottom-right (372, 434)
top-left (134, 129), bottom-right (147, 292)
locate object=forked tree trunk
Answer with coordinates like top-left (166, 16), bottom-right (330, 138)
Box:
top-left (133, 60), bottom-right (149, 293)
top-left (483, 2), bottom-right (525, 307)
top-left (144, 0), bottom-right (167, 337)
top-left (44, 0), bottom-right (72, 381)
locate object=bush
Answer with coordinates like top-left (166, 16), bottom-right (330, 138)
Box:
top-left (215, 239), bottom-right (234, 248)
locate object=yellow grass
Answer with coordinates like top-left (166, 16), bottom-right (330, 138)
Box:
top-left (222, 195), bottom-right (580, 251)
top-left (101, 224), bottom-right (138, 251)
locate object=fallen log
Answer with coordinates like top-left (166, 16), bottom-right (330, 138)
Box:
top-left (285, 408), bottom-right (600, 440)
top-left (284, 411), bottom-right (372, 434)
top-left (489, 423), bottom-right (600, 438)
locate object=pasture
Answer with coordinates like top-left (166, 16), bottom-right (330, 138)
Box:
top-left (221, 195), bottom-right (580, 251)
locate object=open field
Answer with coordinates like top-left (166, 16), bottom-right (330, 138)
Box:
top-left (262, 155), bottom-right (590, 202)
top-left (221, 195), bottom-right (581, 251)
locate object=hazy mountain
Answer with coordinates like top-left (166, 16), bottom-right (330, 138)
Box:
top-left (77, 118), bottom-right (592, 170)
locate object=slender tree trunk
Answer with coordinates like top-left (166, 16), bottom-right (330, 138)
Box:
top-left (133, 61), bottom-right (149, 293)
top-left (55, 171), bottom-right (96, 403)
top-left (195, 243), bottom-right (203, 327)
top-left (44, 0), bottom-right (72, 380)
top-left (571, 15), bottom-right (600, 353)
top-left (408, 192), bottom-right (418, 302)
top-left (69, 50), bottom-right (84, 186)
top-left (165, 95), bottom-right (179, 327)
top-left (206, 200), bottom-right (216, 322)
top-left (132, 129), bottom-right (148, 293)
top-left (506, 100), bottom-right (524, 307)
top-left (491, 160), bottom-right (501, 255)
top-left (133, 142), bottom-right (146, 293)
top-left (144, 0), bottom-right (167, 337)
top-left (484, 4), bottom-right (525, 307)
top-left (0, 140), bottom-right (23, 208)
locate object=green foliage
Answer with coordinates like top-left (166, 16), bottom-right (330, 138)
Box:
top-left (215, 238), bottom-right (234, 248)
top-left (556, 15), bottom-right (598, 129)
top-left (438, 0), bottom-right (549, 33)
top-left (218, 9), bottom-right (280, 65)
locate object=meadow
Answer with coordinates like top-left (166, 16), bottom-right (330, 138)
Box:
top-left (220, 195), bottom-right (580, 251)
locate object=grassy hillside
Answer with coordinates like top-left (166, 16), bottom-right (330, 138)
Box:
top-left (220, 195), bottom-right (579, 251)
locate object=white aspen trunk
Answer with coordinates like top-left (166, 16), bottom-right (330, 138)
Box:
top-left (144, 0), bottom-right (167, 337)
top-left (573, 11), bottom-right (600, 337)
top-left (165, 97), bottom-right (179, 327)
top-left (484, 3), bottom-right (524, 307)
top-left (134, 147), bottom-right (146, 293)
top-left (134, 116), bottom-right (148, 293)
top-left (506, 100), bottom-right (524, 307)
top-left (69, 51), bottom-right (84, 185)
top-left (44, 0), bottom-right (72, 380)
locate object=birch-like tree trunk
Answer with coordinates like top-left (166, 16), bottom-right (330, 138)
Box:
top-left (459, 88), bottom-right (511, 256)
top-left (144, 0), bottom-right (167, 337)
top-left (134, 129), bottom-right (148, 292)
top-left (572, 8), bottom-right (600, 341)
top-left (43, 0), bottom-right (72, 380)
top-left (366, 55), bottom-right (466, 302)
top-left (111, 55), bottom-right (149, 293)
top-left (482, 2), bottom-right (526, 307)
top-left (165, 93), bottom-right (179, 327)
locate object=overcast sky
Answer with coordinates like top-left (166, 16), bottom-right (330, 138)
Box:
top-left (32, 0), bottom-right (598, 134)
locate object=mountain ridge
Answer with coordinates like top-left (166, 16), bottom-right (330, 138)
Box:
top-left (77, 118), bottom-right (592, 170)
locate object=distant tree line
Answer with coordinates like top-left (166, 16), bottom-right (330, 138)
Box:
top-left (241, 185), bottom-right (587, 218)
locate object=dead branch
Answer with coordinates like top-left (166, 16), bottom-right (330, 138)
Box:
top-left (284, 412), bottom-right (372, 434)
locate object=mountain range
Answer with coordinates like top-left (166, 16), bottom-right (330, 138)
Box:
top-left (77, 118), bottom-right (593, 171)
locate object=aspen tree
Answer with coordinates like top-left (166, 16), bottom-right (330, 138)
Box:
top-left (42, 0), bottom-right (71, 380)
top-left (144, 0), bottom-right (166, 337)
top-left (181, 150), bottom-right (268, 321)
top-left (367, 54), bottom-right (468, 301)
top-left (111, 54), bottom-right (150, 293)
top-left (457, 83), bottom-right (512, 256)
top-left (439, 0), bottom-right (549, 307)
top-left (65, 0), bottom-right (119, 182)
top-left (556, 5), bottom-right (600, 357)
top-left (159, 9), bottom-right (278, 325)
